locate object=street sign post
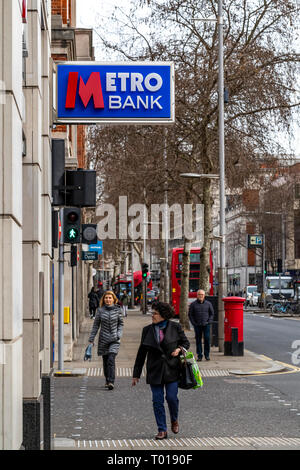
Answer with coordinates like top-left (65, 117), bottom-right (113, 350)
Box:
top-left (248, 234), bottom-right (266, 307)
top-left (55, 62), bottom-right (175, 124)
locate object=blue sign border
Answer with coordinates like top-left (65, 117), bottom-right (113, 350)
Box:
top-left (55, 61), bottom-right (175, 124)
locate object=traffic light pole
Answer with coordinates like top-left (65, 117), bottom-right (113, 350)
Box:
top-left (58, 208), bottom-right (65, 370)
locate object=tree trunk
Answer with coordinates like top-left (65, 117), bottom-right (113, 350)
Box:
top-left (179, 236), bottom-right (191, 330)
top-left (199, 180), bottom-right (212, 293)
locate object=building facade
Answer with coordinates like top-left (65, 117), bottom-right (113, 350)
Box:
top-left (0, 0), bottom-right (94, 450)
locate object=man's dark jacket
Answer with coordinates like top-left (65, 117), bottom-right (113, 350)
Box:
top-left (188, 299), bottom-right (214, 326)
top-left (133, 321), bottom-right (190, 385)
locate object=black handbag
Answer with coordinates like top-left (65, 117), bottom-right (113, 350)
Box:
top-left (178, 350), bottom-right (198, 390)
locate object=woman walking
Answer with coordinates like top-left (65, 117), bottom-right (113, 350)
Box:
top-left (132, 301), bottom-right (189, 439)
top-left (88, 291), bottom-right (124, 390)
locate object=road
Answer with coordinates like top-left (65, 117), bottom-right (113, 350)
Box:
top-left (243, 311), bottom-right (300, 418)
top-left (244, 311), bottom-right (300, 365)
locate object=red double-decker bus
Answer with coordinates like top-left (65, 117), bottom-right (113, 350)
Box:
top-left (170, 247), bottom-right (213, 315)
top-left (113, 271), bottom-right (152, 304)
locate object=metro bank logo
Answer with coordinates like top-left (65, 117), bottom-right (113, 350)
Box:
top-left (56, 62), bottom-right (175, 124)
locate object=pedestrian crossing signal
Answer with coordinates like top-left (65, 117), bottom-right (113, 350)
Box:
top-left (64, 207), bottom-right (81, 243)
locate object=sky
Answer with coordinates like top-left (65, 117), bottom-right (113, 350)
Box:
top-left (76, 0), bottom-right (132, 60)
top-left (76, 0), bottom-right (300, 157)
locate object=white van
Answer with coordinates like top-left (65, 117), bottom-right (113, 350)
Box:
top-left (244, 285), bottom-right (259, 306)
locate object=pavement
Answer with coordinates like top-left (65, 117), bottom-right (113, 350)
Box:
top-left (54, 307), bottom-right (292, 377)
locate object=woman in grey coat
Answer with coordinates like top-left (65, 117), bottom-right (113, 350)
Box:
top-left (88, 291), bottom-right (124, 390)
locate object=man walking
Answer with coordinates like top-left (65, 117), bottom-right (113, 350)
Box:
top-left (188, 289), bottom-right (214, 361)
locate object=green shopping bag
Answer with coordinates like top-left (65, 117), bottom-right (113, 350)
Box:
top-left (180, 348), bottom-right (203, 389)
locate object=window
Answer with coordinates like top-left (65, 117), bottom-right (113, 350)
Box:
top-left (177, 279), bottom-right (199, 292)
top-left (178, 252), bottom-right (200, 263)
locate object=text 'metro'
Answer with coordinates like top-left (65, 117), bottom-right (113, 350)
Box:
top-left (55, 62), bottom-right (175, 124)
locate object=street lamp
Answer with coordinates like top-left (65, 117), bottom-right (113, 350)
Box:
top-left (180, 173), bottom-right (219, 180)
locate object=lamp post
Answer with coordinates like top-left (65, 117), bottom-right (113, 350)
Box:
top-left (217, 0), bottom-right (226, 354)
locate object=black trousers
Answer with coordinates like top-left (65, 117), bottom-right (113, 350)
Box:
top-left (102, 353), bottom-right (116, 384)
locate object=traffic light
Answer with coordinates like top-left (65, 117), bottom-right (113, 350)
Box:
top-left (63, 207), bottom-right (81, 243)
top-left (81, 224), bottom-right (98, 245)
top-left (142, 263), bottom-right (148, 280)
top-left (70, 245), bottom-right (77, 267)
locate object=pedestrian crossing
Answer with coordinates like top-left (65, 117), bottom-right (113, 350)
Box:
top-left (86, 367), bottom-right (230, 378)
top-left (73, 436), bottom-right (300, 449)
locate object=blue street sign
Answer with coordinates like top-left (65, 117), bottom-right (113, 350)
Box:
top-left (55, 62), bottom-right (175, 124)
top-left (89, 241), bottom-right (103, 254)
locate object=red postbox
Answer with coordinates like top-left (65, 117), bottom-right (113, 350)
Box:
top-left (222, 296), bottom-right (244, 356)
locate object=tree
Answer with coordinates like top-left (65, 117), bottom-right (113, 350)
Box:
top-left (93, 0), bottom-right (299, 296)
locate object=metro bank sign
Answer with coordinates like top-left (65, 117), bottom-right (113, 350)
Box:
top-left (55, 62), bottom-right (175, 124)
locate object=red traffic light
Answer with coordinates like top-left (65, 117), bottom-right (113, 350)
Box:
top-left (67, 211), bottom-right (79, 223)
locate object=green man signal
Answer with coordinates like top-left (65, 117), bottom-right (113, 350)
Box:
top-left (63, 208), bottom-right (81, 244)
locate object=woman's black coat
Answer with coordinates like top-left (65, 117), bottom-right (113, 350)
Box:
top-left (133, 320), bottom-right (190, 385)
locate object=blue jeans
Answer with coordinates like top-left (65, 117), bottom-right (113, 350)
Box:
top-left (194, 324), bottom-right (210, 359)
top-left (150, 382), bottom-right (179, 432)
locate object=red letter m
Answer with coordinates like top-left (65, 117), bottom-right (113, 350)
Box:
top-left (65, 72), bottom-right (104, 109)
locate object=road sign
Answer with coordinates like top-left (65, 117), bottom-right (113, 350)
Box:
top-left (55, 62), bottom-right (175, 124)
top-left (88, 241), bottom-right (103, 253)
top-left (82, 251), bottom-right (98, 261)
top-left (248, 234), bottom-right (264, 248)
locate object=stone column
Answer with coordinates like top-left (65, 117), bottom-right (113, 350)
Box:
top-left (0, 0), bottom-right (24, 451)
top-left (22, 1), bottom-right (44, 450)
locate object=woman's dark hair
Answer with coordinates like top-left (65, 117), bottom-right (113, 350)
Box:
top-left (151, 301), bottom-right (175, 320)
